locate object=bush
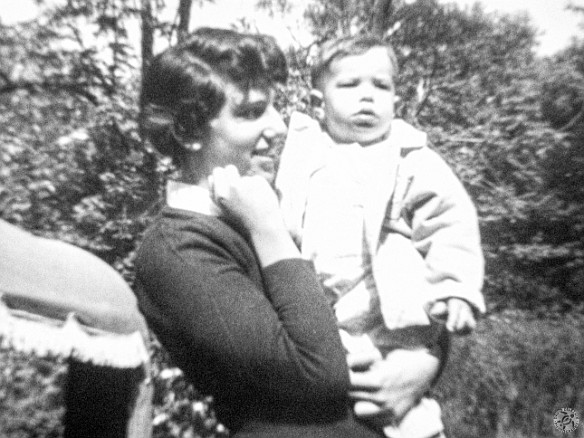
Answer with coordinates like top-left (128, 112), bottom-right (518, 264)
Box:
top-left (435, 311), bottom-right (584, 438)
top-left (0, 350), bottom-right (66, 438)
top-left (149, 338), bottom-right (229, 438)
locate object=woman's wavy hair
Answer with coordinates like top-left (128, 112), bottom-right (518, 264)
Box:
top-left (141, 27), bottom-right (288, 163)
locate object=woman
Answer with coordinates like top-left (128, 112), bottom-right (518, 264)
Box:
top-left (134, 27), bottom-right (438, 437)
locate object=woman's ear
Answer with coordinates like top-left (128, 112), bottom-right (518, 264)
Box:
top-left (309, 89), bottom-right (325, 122)
top-left (172, 120), bottom-right (203, 153)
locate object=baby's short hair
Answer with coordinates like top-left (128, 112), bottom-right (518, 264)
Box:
top-left (311, 34), bottom-right (398, 89)
top-left (141, 27), bottom-right (287, 163)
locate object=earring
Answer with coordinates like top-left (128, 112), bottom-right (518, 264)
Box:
top-left (185, 142), bottom-right (202, 152)
top-left (309, 89), bottom-right (324, 105)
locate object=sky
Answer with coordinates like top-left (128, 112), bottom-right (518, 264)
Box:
top-left (2, 0), bottom-right (582, 56)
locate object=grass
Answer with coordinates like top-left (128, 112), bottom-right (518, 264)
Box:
top-left (435, 311), bottom-right (584, 438)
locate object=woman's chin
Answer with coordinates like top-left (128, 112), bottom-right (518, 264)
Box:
top-left (247, 156), bottom-right (276, 184)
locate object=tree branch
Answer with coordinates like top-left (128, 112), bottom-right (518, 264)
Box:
top-left (414, 46), bottom-right (440, 119)
top-left (559, 100), bottom-right (584, 132)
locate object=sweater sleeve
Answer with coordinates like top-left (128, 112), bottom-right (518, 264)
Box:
top-left (404, 149), bottom-right (486, 313)
top-left (135, 216), bottom-right (349, 405)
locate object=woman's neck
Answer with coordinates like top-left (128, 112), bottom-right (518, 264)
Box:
top-left (177, 156), bottom-right (209, 189)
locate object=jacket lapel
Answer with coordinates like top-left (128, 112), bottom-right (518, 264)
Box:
top-left (363, 138), bottom-right (401, 254)
top-left (363, 119), bottom-right (427, 254)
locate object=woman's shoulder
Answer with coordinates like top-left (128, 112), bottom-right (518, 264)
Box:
top-left (144, 207), bottom-right (230, 240)
top-left (138, 207), bottom-right (256, 267)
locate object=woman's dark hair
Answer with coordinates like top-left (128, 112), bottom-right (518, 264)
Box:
top-left (141, 27), bottom-right (288, 163)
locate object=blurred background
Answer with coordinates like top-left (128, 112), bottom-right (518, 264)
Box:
top-left (1, 1), bottom-right (583, 437)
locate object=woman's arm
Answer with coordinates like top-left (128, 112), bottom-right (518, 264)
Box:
top-left (135, 207), bottom-right (348, 407)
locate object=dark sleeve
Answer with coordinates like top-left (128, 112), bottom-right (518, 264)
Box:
top-left (135, 221), bottom-right (349, 404)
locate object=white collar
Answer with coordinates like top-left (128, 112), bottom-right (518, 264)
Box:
top-left (166, 180), bottom-right (222, 216)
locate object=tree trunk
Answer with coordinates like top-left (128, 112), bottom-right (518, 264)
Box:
top-left (177, 0), bottom-right (193, 43)
top-left (371, 0), bottom-right (393, 38)
top-left (140, 0), bottom-right (154, 117)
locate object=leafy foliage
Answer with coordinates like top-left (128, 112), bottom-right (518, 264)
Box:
top-left (0, 350), bottom-right (66, 438)
top-left (1, 0), bottom-right (584, 437)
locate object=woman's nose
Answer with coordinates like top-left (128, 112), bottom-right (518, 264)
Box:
top-left (263, 105), bottom-right (287, 139)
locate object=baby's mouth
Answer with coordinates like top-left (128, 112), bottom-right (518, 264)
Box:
top-left (352, 110), bottom-right (377, 126)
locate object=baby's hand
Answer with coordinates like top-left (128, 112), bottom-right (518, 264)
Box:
top-left (428, 298), bottom-right (476, 335)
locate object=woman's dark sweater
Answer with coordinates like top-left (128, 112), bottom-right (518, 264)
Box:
top-left (134, 207), bottom-right (380, 437)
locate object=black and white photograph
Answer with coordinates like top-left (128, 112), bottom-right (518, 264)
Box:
top-left (1, 1), bottom-right (582, 437)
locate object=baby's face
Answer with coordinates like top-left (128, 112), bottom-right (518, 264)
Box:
top-left (319, 46), bottom-right (395, 146)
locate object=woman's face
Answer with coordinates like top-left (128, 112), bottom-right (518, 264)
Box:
top-left (202, 81), bottom-right (286, 181)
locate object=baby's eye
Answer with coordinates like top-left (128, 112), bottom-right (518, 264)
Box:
top-left (375, 81), bottom-right (393, 90)
top-left (337, 80), bottom-right (358, 88)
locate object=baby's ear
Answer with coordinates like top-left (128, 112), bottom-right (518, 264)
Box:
top-left (309, 89), bottom-right (325, 122)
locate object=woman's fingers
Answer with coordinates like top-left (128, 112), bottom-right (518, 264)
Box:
top-left (210, 165), bottom-right (240, 206)
top-left (352, 400), bottom-right (384, 417)
top-left (348, 368), bottom-right (386, 390)
top-left (352, 399), bottom-right (398, 428)
top-left (346, 349), bottom-right (382, 371)
top-left (348, 389), bottom-right (385, 404)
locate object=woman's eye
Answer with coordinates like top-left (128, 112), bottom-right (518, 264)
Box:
top-left (238, 106), bottom-right (266, 120)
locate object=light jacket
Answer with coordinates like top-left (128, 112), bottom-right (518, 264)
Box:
top-left (276, 112), bottom-right (485, 330)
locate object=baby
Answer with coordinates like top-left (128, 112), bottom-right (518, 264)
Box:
top-left (276, 34), bottom-right (485, 438)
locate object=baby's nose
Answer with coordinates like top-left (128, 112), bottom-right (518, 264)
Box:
top-left (359, 83), bottom-right (376, 100)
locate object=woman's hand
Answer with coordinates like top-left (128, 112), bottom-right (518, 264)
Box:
top-left (209, 165), bottom-right (300, 267)
top-left (209, 165), bottom-right (282, 234)
top-left (348, 349), bottom-right (440, 427)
